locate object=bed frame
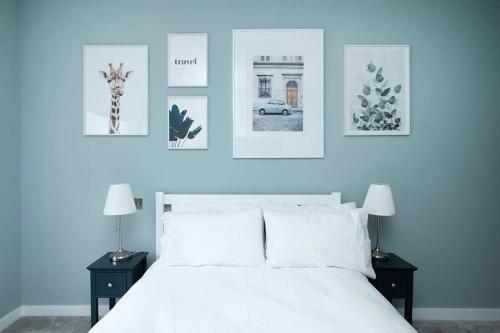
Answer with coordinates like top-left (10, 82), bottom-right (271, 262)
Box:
top-left (155, 192), bottom-right (341, 259)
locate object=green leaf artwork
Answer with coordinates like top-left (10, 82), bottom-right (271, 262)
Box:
top-left (169, 104), bottom-right (203, 148)
top-left (352, 61), bottom-right (403, 131)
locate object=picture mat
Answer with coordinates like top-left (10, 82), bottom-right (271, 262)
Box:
top-left (168, 34), bottom-right (208, 87)
top-left (168, 96), bottom-right (208, 150)
top-left (233, 29), bottom-right (324, 158)
top-left (83, 45), bottom-right (148, 136)
top-left (344, 45), bottom-right (410, 136)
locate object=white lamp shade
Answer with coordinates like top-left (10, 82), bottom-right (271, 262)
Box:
top-left (103, 183), bottom-right (137, 216)
top-left (362, 183), bottom-right (396, 216)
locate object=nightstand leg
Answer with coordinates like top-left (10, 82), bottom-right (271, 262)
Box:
top-left (91, 297), bottom-right (98, 327)
top-left (109, 297), bottom-right (116, 310)
top-left (404, 273), bottom-right (414, 324)
top-left (90, 271), bottom-right (98, 327)
top-left (404, 298), bottom-right (412, 324)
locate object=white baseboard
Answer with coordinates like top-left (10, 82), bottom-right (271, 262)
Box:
top-left (413, 307), bottom-right (500, 321)
top-left (1, 305), bottom-right (499, 329)
top-left (21, 305), bottom-right (109, 317)
top-left (0, 307), bottom-right (22, 331)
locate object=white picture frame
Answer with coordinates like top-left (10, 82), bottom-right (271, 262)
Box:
top-left (233, 29), bottom-right (324, 158)
top-left (83, 44), bottom-right (148, 136)
top-left (344, 45), bottom-right (410, 136)
top-left (168, 96), bottom-right (208, 150)
top-left (167, 33), bottom-right (208, 87)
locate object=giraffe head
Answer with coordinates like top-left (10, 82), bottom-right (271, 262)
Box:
top-left (99, 63), bottom-right (133, 97)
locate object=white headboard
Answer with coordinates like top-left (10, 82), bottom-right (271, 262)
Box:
top-left (155, 192), bottom-right (341, 259)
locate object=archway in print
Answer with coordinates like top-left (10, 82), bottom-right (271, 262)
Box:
top-left (286, 80), bottom-right (298, 108)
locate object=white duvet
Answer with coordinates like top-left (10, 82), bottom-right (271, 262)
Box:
top-left (90, 261), bottom-right (416, 333)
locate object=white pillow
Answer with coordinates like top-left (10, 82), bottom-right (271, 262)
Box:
top-left (160, 208), bottom-right (265, 267)
top-left (263, 206), bottom-right (375, 278)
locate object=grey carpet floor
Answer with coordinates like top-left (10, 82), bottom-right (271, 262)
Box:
top-left (2, 317), bottom-right (500, 333)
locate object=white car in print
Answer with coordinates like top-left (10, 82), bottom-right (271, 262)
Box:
top-left (257, 99), bottom-right (293, 116)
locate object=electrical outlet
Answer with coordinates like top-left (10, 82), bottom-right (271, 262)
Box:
top-left (134, 198), bottom-right (143, 210)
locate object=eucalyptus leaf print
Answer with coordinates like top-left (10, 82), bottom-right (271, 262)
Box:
top-left (352, 61), bottom-right (403, 131)
top-left (367, 61), bottom-right (376, 73)
top-left (346, 45), bottom-right (410, 136)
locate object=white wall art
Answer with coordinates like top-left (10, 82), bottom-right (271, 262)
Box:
top-left (345, 45), bottom-right (410, 136)
top-left (233, 29), bottom-right (324, 158)
top-left (168, 34), bottom-right (208, 87)
top-left (83, 45), bottom-right (148, 136)
top-left (168, 96), bottom-right (208, 150)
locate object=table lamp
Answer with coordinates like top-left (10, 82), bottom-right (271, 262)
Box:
top-left (103, 183), bottom-right (137, 262)
top-left (363, 183), bottom-right (395, 261)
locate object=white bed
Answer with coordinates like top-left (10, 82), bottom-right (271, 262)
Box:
top-left (89, 192), bottom-right (416, 333)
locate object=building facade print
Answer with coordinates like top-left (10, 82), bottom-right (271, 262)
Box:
top-left (253, 55), bottom-right (304, 111)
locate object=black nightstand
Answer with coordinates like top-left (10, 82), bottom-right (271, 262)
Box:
top-left (87, 252), bottom-right (148, 327)
top-left (370, 253), bottom-right (417, 323)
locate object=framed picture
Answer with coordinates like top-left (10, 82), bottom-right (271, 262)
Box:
top-left (83, 45), bottom-right (148, 136)
top-left (345, 45), bottom-right (410, 136)
top-left (233, 29), bottom-right (324, 158)
top-left (168, 96), bottom-right (208, 150)
top-left (167, 33), bottom-right (208, 87)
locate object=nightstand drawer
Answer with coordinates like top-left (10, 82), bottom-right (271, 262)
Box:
top-left (376, 271), bottom-right (408, 298)
top-left (95, 272), bottom-right (127, 297)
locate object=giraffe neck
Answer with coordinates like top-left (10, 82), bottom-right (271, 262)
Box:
top-left (109, 94), bottom-right (120, 134)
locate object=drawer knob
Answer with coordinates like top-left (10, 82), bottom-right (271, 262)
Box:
top-left (107, 283), bottom-right (113, 288)
top-left (391, 282), bottom-right (397, 288)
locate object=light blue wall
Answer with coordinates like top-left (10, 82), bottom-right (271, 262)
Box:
top-left (18, 0), bottom-right (500, 308)
top-left (0, 0), bottom-right (21, 318)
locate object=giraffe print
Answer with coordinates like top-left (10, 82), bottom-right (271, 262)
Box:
top-left (99, 63), bottom-right (133, 134)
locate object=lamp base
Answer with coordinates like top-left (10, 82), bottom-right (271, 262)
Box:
top-left (372, 246), bottom-right (389, 261)
top-left (110, 249), bottom-right (134, 262)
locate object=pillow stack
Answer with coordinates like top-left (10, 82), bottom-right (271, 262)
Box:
top-left (159, 202), bottom-right (375, 278)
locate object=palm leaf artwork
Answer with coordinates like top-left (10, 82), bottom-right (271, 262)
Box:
top-left (352, 61), bottom-right (402, 131)
top-left (169, 104), bottom-right (203, 148)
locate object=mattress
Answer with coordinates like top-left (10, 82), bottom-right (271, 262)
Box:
top-left (90, 261), bottom-right (417, 332)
